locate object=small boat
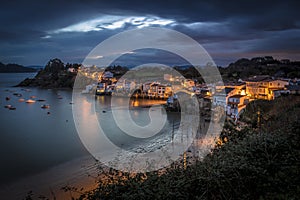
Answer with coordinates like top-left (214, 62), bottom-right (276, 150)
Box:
top-left (13, 93), bottom-right (22, 97)
top-left (18, 98), bottom-right (25, 102)
top-left (4, 105), bottom-right (12, 108)
top-left (26, 99), bottom-right (36, 103)
top-left (36, 99), bottom-right (46, 102)
top-left (9, 106), bottom-right (16, 110)
top-left (30, 96), bottom-right (37, 99)
top-left (5, 97), bottom-right (10, 101)
top-left (41, 104), bottom-right (50, 109)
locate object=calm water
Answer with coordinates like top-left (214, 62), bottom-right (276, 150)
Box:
top-left (0, 73), bottom-right (180, 186)
top-left (0, 73), bottom-right (89, 185)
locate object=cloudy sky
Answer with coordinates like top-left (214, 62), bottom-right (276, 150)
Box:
top-left (0, 0), bottom-right (299, 67)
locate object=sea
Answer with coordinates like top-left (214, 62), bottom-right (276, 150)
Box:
top-left (0, 73), bottom-right (182, 199)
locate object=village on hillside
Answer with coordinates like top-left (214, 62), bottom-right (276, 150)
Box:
top-left (77, 64), bottom-right (300, 122)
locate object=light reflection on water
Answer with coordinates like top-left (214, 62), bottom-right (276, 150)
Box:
top-left (0, 73), bottom-right (181, 185)
top-left (0, 73), bottom-right (88, 185)
top-left (76, 94), bottom-right (181, 154)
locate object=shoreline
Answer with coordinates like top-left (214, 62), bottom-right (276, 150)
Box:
top-left (0, 155), bottom-right (99, 199)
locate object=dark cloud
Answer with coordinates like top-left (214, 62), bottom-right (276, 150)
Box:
top-left (0, 0), bottom-right (299, 66)
top-left (111, 48), bottom-right (191, 67)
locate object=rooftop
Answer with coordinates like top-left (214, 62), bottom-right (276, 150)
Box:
top-left (245, 75), bottom-right (273, 82)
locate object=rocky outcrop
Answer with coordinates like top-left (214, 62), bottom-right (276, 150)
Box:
top-left (17, 58), bottom-right (77, 88)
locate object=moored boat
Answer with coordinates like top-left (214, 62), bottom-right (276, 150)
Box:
top-left (13, 93), bottom-right (22, 97)
top-left (26, 99), bottom-right (36, 103)
top-left (41, 104), bottom-right (50, 109)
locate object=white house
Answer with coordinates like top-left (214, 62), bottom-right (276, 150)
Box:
top-left (213, 87), bottom-right (236, 109)
top-left (142, 82), bottom-right (153, 93)
top-left (148, 83), bottom-right (172, 98)
top-left (67, 67), bottom-right (76, 73)
top-left (245, 76), bottom-right (288, 100)
top-left (226, 95), bottom-right (249, 121)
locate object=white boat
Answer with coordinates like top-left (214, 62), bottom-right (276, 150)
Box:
top-left (18, 98), bottom-right (25, 102)
top-left (26, 99), bottom-right (36, 103)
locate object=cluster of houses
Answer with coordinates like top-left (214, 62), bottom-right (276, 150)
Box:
top-left (83, 69), bottom-right (300, 122)
top-left (213, 75), bottom-right (300, 121)
top-left (94, 72), bottom-right (197, 98)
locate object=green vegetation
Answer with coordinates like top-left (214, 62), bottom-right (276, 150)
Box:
top-left (219, 56), bottom-right (300, 81)
top-left (17, 58), bottom-right (79, 88)
top-left (72, 96), bottom-right (299, 200)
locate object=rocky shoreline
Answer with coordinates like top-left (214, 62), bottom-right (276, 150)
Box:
top-left (16, 58), bottom-right (77, 89)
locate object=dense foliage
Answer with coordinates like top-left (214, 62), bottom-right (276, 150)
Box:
top-left (219, 56), bottom-right (300, 81)
top-left (17, 58), bottom-right (78, 88)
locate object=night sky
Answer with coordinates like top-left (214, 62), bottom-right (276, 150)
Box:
top-left (0, 0), bottom-right (299, 67)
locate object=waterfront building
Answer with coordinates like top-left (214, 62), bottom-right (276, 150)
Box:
top-left (245, 76), bottom-right (288, 100)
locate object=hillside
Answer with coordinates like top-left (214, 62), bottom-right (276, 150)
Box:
top-left (17, 58), bottom-right (79, 88)
top-left (14, 56), bottom-right (300, 89)
top-left (0, 62), bottom-right (37, 73)
top-left (219, 56), bottom-right (300, 81)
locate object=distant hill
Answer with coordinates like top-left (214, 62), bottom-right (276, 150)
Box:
top-left (219, 56), bottom-right (300, 81)
top-left (0, 62), bottom-right (37, 73)
top-left (26, 65), bottom-right (44, 70)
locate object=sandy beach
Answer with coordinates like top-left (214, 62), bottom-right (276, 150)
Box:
top-left (0, 155), bottom-right (99, 199)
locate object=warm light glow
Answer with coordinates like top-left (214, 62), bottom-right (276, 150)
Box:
top-left (241, 90), bottom-right (246, 95)
top-left (132, 100), bottom-right (139, 107)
